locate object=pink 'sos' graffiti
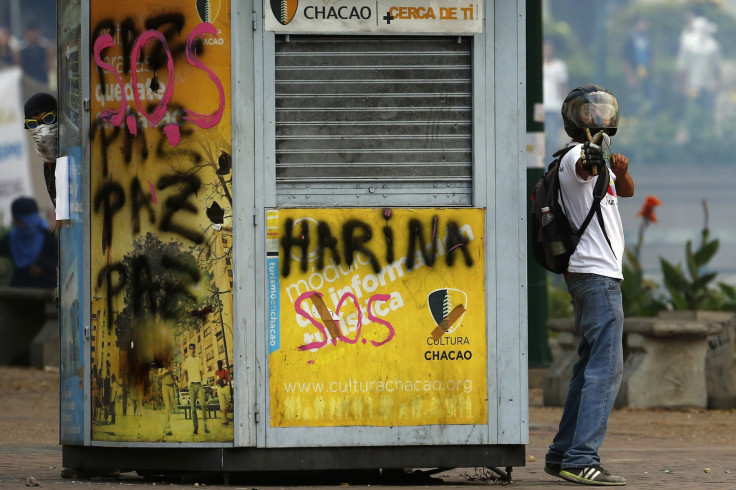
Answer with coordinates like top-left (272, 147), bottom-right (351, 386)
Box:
top-left (294, 291), bottom-right (395, 351)
top-left (93, 22), bottom-right (225, 146)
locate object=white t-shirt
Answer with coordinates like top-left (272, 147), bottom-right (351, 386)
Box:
top-left (182, 355), bottom-right (203, 384)
top-left (543, 58), bottom-right (568, 111)
top-left (558, 144), bottom-right (624, 279)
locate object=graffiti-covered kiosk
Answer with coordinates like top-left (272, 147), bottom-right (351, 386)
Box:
top-left (58, 0), bottom-right (529, 477)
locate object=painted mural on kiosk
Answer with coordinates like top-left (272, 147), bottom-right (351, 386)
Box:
top-left (268, 208), bottom-right (487, 427)
top-left (89, 0), bottom-right (233, 443)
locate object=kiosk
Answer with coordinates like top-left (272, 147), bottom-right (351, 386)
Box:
top-left (57, 0), bottom-right (529, 477)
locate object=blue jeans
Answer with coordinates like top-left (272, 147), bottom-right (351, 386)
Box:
top-left (546, 273), bottom-right (624, 469)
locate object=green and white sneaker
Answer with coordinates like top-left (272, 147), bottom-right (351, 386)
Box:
top-left (559, 465), bottom-right (626, 486)
top-left (544, 462), bottom-right (562, 479)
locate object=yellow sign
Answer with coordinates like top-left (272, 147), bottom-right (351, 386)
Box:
top-left (268, 208), bottom-right (487, 427)
top-left (89, 0), bottom-right (233, 443)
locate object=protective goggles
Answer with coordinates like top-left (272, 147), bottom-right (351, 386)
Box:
top-left (25, 111), bottom-right (56, 130)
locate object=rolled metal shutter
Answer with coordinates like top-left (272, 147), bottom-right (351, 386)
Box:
top-left (275, 35), bottom-right (472, 206)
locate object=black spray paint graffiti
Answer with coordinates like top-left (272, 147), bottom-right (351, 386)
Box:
top-left (95, 233), bottom-right (212, 380)
top-left (280, 212), bottom-right (474, 278)
top-left (96, 233), bottom-right (204, 336)
top-left (90, 14), bottom-right (231, 251)
top-left (93, 172), bottom-right (210, 253)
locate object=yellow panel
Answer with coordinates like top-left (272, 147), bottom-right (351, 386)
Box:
top-left (268, 208), bottom-right (487, 427)
top-left (89, 0), bottom-right (233, 443)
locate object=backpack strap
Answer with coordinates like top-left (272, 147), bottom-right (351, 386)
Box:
top-left (592, 167), bottom-right (615, 257)
top-left (549, 145), bottom-right (574, 170)
top-left (574, 166), bottom-right (615, 257)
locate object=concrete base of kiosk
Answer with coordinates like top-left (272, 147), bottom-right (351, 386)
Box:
top-left (63, 444), bottom-right (525, 477)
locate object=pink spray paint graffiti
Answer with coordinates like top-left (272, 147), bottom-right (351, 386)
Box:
top-left (93, 22), bottom-right (224, 144)
top-left (93, 33), bottom-right (127, 127)
top-left (130, 30), bottom-right (174, 127)
top-left (294, 290), bottom-right (396, 351)
top-left (183, 22), bottom-right (225, 129)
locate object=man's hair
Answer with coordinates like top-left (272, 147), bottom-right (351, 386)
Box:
top-left (217, 360), bottom-right (223, 368)
top-left (189, 343), bottom-right (195, 350)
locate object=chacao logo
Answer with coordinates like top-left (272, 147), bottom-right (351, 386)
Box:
top-left (427, 288), bottom-right (467, 339)
top-left (196, 0), bottom-right (222, 23)
top-left (271, 0), bottom-right (299, 25)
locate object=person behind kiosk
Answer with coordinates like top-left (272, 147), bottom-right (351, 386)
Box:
top-left (23, 92), bottom-right (58, 207)
top-left (181, 343), bottom-right (209, 435)
top-left (0, 197), bottom-right (58, 288)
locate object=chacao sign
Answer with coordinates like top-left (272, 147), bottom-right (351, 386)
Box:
top-left (265, 0), bottom-right (483, 34)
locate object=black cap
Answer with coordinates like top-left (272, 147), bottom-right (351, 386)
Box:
top-left (11, 197), bottom-right (38, 219)
top-left (24, 93), bottom-right (56, 119)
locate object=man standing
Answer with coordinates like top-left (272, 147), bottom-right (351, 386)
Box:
top-left (621, 18), bottom-right (655, 113)
top-left (181, 343), bottom-right (209, 435)
top-left (675, 16), bottom-right (721, 144)
top-left (544, 84), bottom-right (634, 486)
top-left (159, 360), bottom-right (177, 437)
top-left (215, 360), bottom-right (232, 426)
top-left (17, 21), bottom-right (52, 86)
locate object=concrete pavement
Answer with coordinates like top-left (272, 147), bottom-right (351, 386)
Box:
top-left (3, 426), bottom-right (736, 488)
top-left (2, 366), bottom-right (736, 488)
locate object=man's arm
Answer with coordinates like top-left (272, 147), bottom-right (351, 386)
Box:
top-left (181, 362), bottom-right (189, 385)
top-left (610, 153), bottom-right (634, 197)
top-left (575, 152), bottom-right (634, 198)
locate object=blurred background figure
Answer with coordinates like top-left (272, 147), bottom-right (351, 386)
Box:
top-left (543, 37), bottom-right (569, 162)
top-left (17, 21), bottom-right (52, 86)
top-left (0, 197), bottom-right (57, 288)
top-left (0, 26), bottom-right (17, 67)
top-left (621, 17), bottom-right (655, 114)
top-left (674, 15), bottom-right (721, 145)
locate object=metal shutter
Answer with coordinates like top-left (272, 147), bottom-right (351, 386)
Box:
top-left (275, 35), bottom-right (472, 206)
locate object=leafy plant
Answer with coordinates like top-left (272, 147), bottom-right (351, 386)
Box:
top-left (622, 249), bottom-right (666, 316)
top-left (622, 196), bottom-right (666, 316)
top-left (659, 200), bottom-right (731, 311)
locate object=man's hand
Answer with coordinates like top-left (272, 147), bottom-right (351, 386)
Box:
top-left (580, 141), bottom-right (605, 174)
top-left (609, 153), bottom-right (629, 177)
top-left (610, 153), bottom-right (634, 197)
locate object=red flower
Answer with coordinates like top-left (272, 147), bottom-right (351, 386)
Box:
top-left (637, 195), bottom-right (662, 223)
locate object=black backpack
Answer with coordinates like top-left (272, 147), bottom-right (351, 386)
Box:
top-left (530, 146), bottom-right (611, 274)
